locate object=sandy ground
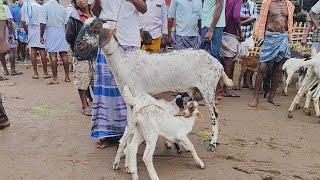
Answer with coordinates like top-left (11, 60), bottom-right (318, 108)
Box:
top-left (1, 64), bottom-right (320, 180)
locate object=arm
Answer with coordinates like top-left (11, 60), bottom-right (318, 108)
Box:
top-left (40, 23), bottom-right (46, 44)
top-left (310, 1), bottom-right (320, 28)
top-left (301, 22), bottom-right (313, 44)
top-left (233, 0), bottom-right (243, 40)
top-left (22, 21), bottom-right (28, 33)
top-left (204, 0), bottom-right (223, 42)
top-left (161, 0), bottom-right (168, 35)
top-left (131, 0), bottom-right (147, 14)
top-left (167, 0), bottom-right (177, 46)
top-left (91, 0), bottom-right (101, 17)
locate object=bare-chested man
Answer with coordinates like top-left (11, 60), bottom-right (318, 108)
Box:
top-left (249, 0), bottom-right (294, 107)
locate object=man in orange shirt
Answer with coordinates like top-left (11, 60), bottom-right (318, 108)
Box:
top-left (249, 0), bottom-right (294, 107)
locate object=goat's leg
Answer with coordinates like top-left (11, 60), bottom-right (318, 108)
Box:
top-left (143, 139), bottom-right (159, 180)
top-left (202, 90), bottom-right (218, 151)
top-left (129, 129), bottom-right (143, 180)
top-left (283, 72), bottom-right (292, 96)
top-left (304, 90), bottom-right (314, 116)
top-left (114, 107), bottom-right (134, 170)
top-left (178, 136), bottom-right (205, 169)
top-left (238, 68), bottom-right (246, 90)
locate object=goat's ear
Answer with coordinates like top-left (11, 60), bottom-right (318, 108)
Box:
top-left (99, 28), bottom-right (113, 47)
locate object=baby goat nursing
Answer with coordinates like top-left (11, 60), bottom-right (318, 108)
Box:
top-left (122, 85), bottom-right (205, 180)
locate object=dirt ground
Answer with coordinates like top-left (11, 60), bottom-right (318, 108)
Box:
top-left (1, 64), bottom-right (320, 180)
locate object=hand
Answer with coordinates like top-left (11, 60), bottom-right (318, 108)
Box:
top-left (161, 35), bottom-right (168, 48)
top-left (40, 37), bottom-right (45, 44)
top-left (204, 29), bottom-right (214, 43)
top-left (301, 37), bottom-right (308, 45)
top-left (239, 33), bottom-right (245, 42)
top-left (167, 36), bottom-right (172, 47)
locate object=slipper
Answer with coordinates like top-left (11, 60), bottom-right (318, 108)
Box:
top-left (47, 81), bottom-right (59, 85)
top-left (96, 139), bottom-right (110, 149)
top-left (64, 79), bottom-right (71, 82)
top-left (0, 76), bottom-right (8, 81)
top-left (82, 109), bottom-right (92, 116)
top-left (32, 76), bottom-right (39, 79)
top-left (11, 71), bottom-right (23, 76)
top-left (2, 72), bottom-right (9, 76)
top-left (43, 75), bottom-right (52, 79)
top-left (223, 92), bottom-right (240, 98)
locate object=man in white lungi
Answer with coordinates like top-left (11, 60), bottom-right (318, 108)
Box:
top-left (39, 0), bottom-right (70, 85)
top-left (21, 0), bottom-right (51, 79)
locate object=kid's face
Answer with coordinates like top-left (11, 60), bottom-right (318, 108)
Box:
top-left (92, 24), bottom-right (103, 34)
top-left (36, 0), bottom-right (44, 5)
top-left (76, 0), bottom-right (89, 9)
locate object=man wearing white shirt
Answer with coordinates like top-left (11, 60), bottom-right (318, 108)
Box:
top-left (140, 0), bottom-right (168, 53)
top-left (21, 0), bottom-right (50, 79)
top-left (39, 0), bottom-right (70, 85)
top-left (168, 0), bottom-right (202, 50)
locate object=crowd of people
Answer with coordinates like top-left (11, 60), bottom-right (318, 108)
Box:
top-left (1, 0), bottom-right (320, 148)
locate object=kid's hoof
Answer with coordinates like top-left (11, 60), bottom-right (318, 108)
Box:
top-left (295, 104), bottom-right (301, 109)
top-left (207, 143), bottom-right (216, 152)
top-left (288, 112), bottom-right (293, 118)
top-left (199, 163), bottom-right (206, 169)
top-left (113, 162), bottom-right (119, 170)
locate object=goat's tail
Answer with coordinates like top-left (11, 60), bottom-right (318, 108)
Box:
top-left (221, 70), bottom-right (234, 87)
top-left (123, 85), bottom-right (136, 106)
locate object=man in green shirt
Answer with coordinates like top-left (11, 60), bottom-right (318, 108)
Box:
top-left (0, 1), bottom-right (10, 129)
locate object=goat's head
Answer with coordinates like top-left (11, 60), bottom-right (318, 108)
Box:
top-left (99, 28), bottom-right (119, 55)
top-left (180, 101), bottom-right (200, 118)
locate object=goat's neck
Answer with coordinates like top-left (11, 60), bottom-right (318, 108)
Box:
top-left (105, 38), bottom-right (126, 90)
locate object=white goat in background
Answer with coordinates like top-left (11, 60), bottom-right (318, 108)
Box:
top-left (99, 29), bottom-right (234, 165)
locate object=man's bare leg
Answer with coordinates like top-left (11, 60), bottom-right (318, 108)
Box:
top-left (59, 52), bottom-right (70, 82)
top-left (267, 60), bottom-right (285, 106)
top-left (223, 57), bottom-right (238, 97)
top-left (78, 89), bottom-right (91, 116)
top-left (249, 62), bottom-right (268, 107)
top-left (30, 48), bottom-right (39, 78)
top-left (9, 48), bottom-right (21, 76)
top-left (48, 52), bottom-right (59, 84)
top-left (0, 53), bottom-right (9, 75)
top-left (39, 49), bottom-right (50, 77)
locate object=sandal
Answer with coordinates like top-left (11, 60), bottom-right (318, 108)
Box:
top-left (82, 108), bottom-right (92, 116)
top-left (11, 70), bottom-right (23, 76)
top-left (47, 81), bottom-right (59, 85)
top-left (32, 76), bottom-right (39, 79)
top-left (0, 76), bottom-right (8, 81)
top-left (96, 139), bottom-right (111, 149)
top-left (223, 92), bottom-right (240, 98)
top-left (43, 75), bottom-right (52, 79)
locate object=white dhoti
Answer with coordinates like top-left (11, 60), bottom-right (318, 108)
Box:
top-left (28, 24), bottom-right (44, 49)
top-left (44, 26), bottom-right (68, 53)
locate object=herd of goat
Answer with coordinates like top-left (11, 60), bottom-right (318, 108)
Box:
top-left (100, 28), bottom-right (319, 180)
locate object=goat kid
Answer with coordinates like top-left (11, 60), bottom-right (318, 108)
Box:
top-left (122, 85), bottom-right (205, 180)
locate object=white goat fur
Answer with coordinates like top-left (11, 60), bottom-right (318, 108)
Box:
top-left (101, 29), bottom-right (233, 167)
top-left (282, 49), bottom-right (318, 96)
top-left (122, 85), bottom-right (205, 180)
top-left (288, 54), bottom-right (320, 118)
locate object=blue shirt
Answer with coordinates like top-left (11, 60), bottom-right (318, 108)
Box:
top-left (168, 0), bottom-right (202, 37)
top-left (202, 0), bottom-right (226, 28)
top-left (11, 6), bottom-right (21, 25)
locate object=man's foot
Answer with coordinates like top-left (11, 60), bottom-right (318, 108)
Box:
top-left (267, 98), bottom-right (280, 106)
top-left (32, 75), bottom-right (39, 79)
top-left (0, 119), bottom-right (10, 129)
top-left (65, 77), bottom-right (71, 82)
top-left (11, 70), bottom-right (23, 76)
top-left (2, 71), bottom-right (9, 76)
top-left (82, 107), bottom-right (92, 116)
top-left (47, 80), bottom-right (59, 85)
top-left (248, 99), bottom-right (259, 107)
top-left (43, 74), bottom-right (52, 79)
top-left (96, 139), bottom-right (111, 149)
top-left (0, 76), bottom-right (8, 81)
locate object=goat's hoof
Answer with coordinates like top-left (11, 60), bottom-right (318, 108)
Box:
top-left (295, 104), bottom-right (301, 109)
top-left (176, 149), bottom-right (182, 154)
top-left (288, 112), bottom-right (293, 118)
top-left (283, 93), bottom-right (288, 96)
top-left (165, 143), bottom-right (172, 149)
top-left (207, 143), bottom-right (216, 152)
top-left (199, 163), bottom-right (206, 169)
top-left (113, 162), bottom-right (120, 170)
top-left (125, 167), bottom-right (131, 174)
